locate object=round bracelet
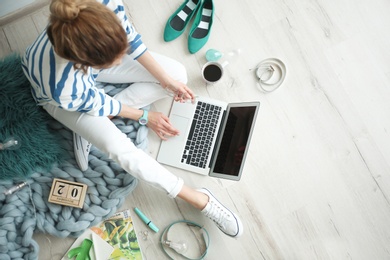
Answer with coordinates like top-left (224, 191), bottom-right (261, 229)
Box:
top-left (255, 58), bottom-right (287, 93)
top-left (160, 220), bottom-right (210, 260)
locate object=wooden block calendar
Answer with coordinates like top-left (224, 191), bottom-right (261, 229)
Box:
top-left (48, 178), bottom-right (88, 208)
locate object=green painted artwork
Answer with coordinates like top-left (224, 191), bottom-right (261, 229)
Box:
top-left (91, 210), bottom-right (143, 260)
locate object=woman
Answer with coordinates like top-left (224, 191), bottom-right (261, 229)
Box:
top-left (22, 0), bottom-right (243, 238)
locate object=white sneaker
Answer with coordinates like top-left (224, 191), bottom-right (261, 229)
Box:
top-left (198, 188), bottom-right (243, 238)
top-left (73, 132), bottom-right (91, 171)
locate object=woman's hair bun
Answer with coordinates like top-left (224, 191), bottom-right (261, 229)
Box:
top-left (50, 0), bottom-right (86, 22)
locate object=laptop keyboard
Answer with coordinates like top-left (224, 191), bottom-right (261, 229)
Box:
top-left (181, 101), bottom-right (222, 168)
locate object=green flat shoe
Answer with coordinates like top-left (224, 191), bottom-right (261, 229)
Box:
top-left (188, 0), bottom-right (214, 54)
top-left (164, 0), bottom-right (202, 42)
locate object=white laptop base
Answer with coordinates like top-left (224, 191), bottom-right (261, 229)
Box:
top-left (157, 96), bottom-right (227, 175)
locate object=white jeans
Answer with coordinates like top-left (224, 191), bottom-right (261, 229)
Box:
top-left (43, 52), bottom-right (187, 198)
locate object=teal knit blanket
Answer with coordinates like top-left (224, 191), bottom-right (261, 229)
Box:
top-left (0, 55), bottom-right (147, 259)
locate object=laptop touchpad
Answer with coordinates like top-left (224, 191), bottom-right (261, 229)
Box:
top-left (170, 114), bottom-right (189, 142)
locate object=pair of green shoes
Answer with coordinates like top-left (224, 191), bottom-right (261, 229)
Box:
top-left (164, 0), bottom-right (214, 54)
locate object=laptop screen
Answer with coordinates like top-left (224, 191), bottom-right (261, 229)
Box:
top-left (210, 104), bottom-right (259, 179)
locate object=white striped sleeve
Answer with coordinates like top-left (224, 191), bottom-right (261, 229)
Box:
top-left (106, 0), bottom-right (147, 59)
top-left (53, 67), bottom-right (122, 116)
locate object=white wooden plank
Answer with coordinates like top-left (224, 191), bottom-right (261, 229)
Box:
top-left (0, 28), bottom-right (12, 57)
top-left (3, 16), bottom-right (40, 54)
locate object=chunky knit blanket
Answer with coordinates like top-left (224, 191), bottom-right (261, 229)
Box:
top-left (0, 115), bottom-right (146, 259)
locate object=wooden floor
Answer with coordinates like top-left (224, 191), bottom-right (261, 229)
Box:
top-left (1, 0), bottom-right (390, 259)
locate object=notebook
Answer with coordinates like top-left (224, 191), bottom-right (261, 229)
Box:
top-left (157, 96), bottom-right (260, 181)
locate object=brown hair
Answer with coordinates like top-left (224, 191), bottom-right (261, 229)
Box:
top-left (47, 0), bottom-right (128, 72)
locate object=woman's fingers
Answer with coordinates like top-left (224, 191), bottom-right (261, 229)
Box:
top-left (161, 116), bottom-right (179, 136)
top-left (148, 111), bottom-right (179, 140)
top-left (165, 81), bottom-right (196, 103)
top-left (174, 87), bottom-right (196, 103)
top-left (186, 87), bottom-right (196, 101)
top-left (157, 130), bottom-right (168, 141)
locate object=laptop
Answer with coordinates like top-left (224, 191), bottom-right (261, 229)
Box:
top-left (157, 96), bottom-right (260, 181)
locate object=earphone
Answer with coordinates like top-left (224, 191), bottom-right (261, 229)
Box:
top-left (160, 220), bottom-right (210, 260)
top-left (255, 58), bottom-right (287, 93)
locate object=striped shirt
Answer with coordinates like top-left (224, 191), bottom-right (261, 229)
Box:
top-left (21, 0), bottom-right (147, 117)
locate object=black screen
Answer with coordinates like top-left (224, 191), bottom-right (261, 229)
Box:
top-left (213, 106), bottom-right (257, 176)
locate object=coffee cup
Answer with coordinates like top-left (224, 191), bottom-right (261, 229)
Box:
top-left (201, 61), bottom-right (228, 84)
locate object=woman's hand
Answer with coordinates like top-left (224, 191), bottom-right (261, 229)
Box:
top-left (147, 111), bottom-right (180, 140)
top-left (116, 103), bottom-right (181, 140)
top-left (164, 80), bottom-right (196, 103)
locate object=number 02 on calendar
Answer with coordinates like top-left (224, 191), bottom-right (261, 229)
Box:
top-left (48, 178), bottom-right (88, 208)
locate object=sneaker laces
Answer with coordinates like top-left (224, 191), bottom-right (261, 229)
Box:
top-left (204, 201), bottom-right (232, 229)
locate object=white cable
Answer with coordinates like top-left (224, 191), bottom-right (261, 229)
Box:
top-left (255, 58), bottom-right (287, 93)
